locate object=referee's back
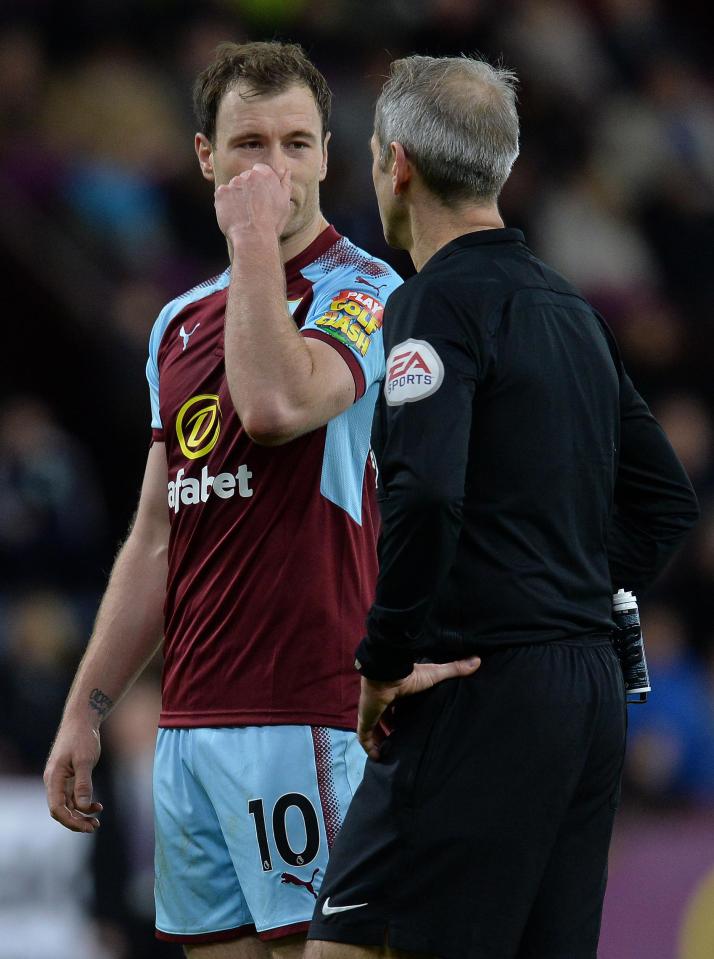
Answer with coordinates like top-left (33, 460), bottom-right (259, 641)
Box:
top-left (371, 228), bottom-right (698, 657)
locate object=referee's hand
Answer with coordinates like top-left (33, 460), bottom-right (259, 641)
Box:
top-left (357, 658), bottom-right (481, 761)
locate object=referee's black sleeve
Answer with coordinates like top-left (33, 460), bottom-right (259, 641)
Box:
top-left (355, 288), bottom-right (480, 681)
top-left (607, 374), bottom-right (699, 594)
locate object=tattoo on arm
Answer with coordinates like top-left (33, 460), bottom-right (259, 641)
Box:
top-left (89, 688), bottom-right (113, 720)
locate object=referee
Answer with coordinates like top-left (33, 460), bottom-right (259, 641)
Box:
top-left (307, 56), bottom-right (699, 959)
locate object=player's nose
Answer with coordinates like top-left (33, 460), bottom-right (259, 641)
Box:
top-left (264, 142), bottom-right (288, 179)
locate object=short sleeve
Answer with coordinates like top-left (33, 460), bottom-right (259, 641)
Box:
top-left (301, 273), bottom-right (402, 400)
top-left (146, 305), bottom-right (167, 440)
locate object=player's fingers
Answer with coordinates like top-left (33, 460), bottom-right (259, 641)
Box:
top-left (251, 162), bottom-right (277, 178)
top-left (71, 798), bottom-right (102, 832)
top-left (280, 168), bottom-right (292, 194)
top-left (48, 804), bottom-right (82, 831)
top-left (215, 184), bottom-right (237, 204)
top-left (65, 780), bottom-right (102, 831)
top-left (65, 808), bottom-right (102, 832)
top-left (72, 761), bottom-right (96, 813)
top-left (45, 764), bottom-right (73, 820)
top-left (47, 790), bottom-right (101, 832)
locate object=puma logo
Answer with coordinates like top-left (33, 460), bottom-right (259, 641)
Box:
top-left (281, 867), bottom-right (320, 899)
top-left (179, 322), bottom-right (200, 351)
top-left (355, 276), bottom-right (387, 295)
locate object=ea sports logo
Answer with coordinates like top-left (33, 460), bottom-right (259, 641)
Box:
top-left (176, 394), bottom-right (221, 460)
top-left (385, 339), bottom-right (444, 406)
top-left (388, 349), bottom-right (430, 382)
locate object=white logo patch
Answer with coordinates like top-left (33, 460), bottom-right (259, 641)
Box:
top-left (322, 897), bottom-right (368, 916)
top-left (179, 322), bottom-right (200, 351)
top-left (384, 338), bottom-right (444, 406)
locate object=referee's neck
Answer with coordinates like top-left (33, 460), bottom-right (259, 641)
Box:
top-left (408, 198), bottom-right (504, 271)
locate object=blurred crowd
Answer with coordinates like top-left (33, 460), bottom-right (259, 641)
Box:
top-left (0, 0), bottom-right (712, 956)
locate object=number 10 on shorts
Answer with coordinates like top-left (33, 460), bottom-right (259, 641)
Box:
top-left (248, 793), bottom-right (320, 872)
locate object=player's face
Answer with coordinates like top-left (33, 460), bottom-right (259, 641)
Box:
top-left (370, 133), bottom-right (407, 249)
top-left (197, 83), bottom-right (329, 242)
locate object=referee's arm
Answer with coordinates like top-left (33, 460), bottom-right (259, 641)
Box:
top-left (355, 334), bottom-right (476, 681)
top-left (607, 374), bottom-right (699, 594)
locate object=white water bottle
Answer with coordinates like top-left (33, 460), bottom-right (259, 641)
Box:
top-left (612, 589), bottom-right (651, 704)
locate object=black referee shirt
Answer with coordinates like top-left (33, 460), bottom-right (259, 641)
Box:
top-left (356, 229), bottom-right (698, 681)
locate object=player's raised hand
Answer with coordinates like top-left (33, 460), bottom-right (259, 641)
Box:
top-left (44, 722), bottom-right (103, 833)
top-left (357, 657), bottom-right (481, 760)
top-left (215, 164), bottom-right (292, 242)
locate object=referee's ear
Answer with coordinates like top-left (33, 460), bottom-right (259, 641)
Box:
top-left (390, 141), bottom-right (412, 196)
top-left (195, 132), bottom-right (215, 183)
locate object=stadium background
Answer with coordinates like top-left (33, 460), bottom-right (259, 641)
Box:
top-left (0, 0), bottom-right (712, 956)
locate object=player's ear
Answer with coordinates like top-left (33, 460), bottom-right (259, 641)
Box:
top-left (195, 133), bottom-right (215, 183)
top-left (319, 131), bottom-right (331, 182)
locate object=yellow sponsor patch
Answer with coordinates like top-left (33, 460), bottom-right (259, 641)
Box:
top-left (176, 394), bottom-right (221, 460)
top-left (314, 289), bottom-right (384, 357)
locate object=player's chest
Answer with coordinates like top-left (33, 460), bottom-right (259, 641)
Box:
top-left (158, 298), bottom-right (228, 424)
top-left (157, 286), bottom-right (313, 433)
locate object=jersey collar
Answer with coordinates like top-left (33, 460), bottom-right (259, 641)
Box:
top-left (424, 227), bottom-right (525, 270)
top-left (284, 224), bottom-right (341, 282)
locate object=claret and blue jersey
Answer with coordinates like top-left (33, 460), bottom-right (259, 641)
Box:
top-left (145, 225), bottom-right (401, 730)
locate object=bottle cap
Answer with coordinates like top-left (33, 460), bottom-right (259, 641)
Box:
top-left (612, 588), bottom-right (637, 612)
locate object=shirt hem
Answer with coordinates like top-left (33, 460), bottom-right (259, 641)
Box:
top-left (156, 920), bottom-right (310, 944)
top-left (258, 921), bottom-right (310, 941)
top-left (156, 922), bottom-right (255, 944)
top-left (158, 709), bottom-right (357, 730)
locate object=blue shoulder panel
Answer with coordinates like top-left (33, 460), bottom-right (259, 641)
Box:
top-left (146, 269), bottom-right (230, 430)
top-left (300, 237), bottom-right (402, 525)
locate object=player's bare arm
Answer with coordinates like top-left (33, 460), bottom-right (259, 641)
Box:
top-left (215, 164), bottom-right (355, 444)
top-left (44, 441), bottom-right (169, 833)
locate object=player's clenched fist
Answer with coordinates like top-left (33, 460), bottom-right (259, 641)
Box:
top-left (215, 164), bottom-right (292, 241)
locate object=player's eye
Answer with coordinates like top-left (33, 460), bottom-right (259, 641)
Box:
top-left (237, 141), bottom-right (262, 150)
top-left (287, 141), bottom-right (310, 150)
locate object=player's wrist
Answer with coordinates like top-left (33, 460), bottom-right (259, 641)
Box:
top-left (65, 685), bottom-right (114, 729)
top-left (227, 221), bottom-right (280, 251)
top-left (60, 708), bottom-right (102, 736)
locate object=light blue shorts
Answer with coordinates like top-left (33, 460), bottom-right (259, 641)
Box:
top-left (153, 725), bottom-right (366, 944)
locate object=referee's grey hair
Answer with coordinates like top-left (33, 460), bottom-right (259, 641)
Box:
top-left (375, 55), bottom-right (520, 205)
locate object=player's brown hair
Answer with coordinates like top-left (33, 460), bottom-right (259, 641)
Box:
top-left (193, 40), bottom-right (332, 143)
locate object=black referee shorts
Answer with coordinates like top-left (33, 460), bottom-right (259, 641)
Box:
top-left (309, 639), bottom-right (626, 959)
